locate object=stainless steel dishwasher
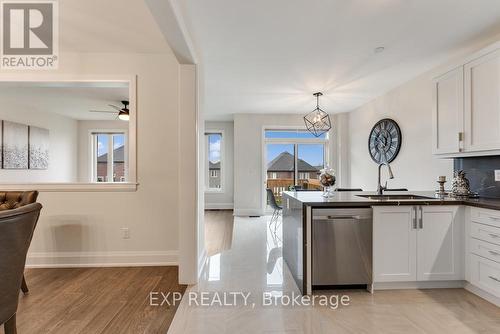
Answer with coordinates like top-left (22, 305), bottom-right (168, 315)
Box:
top-left (312, 208), bottom-right (372, 288)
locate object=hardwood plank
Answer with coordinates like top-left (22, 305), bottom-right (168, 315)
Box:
top-left (0, 267), bottom-right (186, 334)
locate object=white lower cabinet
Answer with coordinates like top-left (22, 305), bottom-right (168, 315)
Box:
top-left (470, 254), bottom-right (500, 297)
top-left (374, 205), bottom-right (463, 283)
top-left (467, 207), bottom-right (500, 300)
top-left (417, 206), bottom-right (464, 281)
top-left (373, 206), bottom-right (417, 282)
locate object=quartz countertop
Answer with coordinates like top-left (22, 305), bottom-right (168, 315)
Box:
top-left (282, 190), bottom-right (500, 211)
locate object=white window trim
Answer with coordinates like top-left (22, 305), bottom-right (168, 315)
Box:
top-left (205, 130), bottom-right (224, 193)
top-left (0, 75), bottom-right (138, 192)
top-left (89, 129), bottom-right (129, 183)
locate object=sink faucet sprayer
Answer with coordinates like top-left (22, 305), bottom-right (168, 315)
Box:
top-left (377, 162), bottom-right (394, 195)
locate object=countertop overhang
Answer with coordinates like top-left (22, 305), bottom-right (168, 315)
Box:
top-left (282, 190), bottom-right (500, 211)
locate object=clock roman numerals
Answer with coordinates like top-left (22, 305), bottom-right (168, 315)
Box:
top-left (368, 119), bottom-right (401, 164)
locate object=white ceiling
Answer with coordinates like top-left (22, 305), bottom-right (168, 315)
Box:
top-left (59, 0), bottom-right (170, 53)
top-left (181, 0), bottom-right (500, 120)
top-left (0, 83), bottom-right (129, 121)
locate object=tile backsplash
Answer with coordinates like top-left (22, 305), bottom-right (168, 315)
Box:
top-left (454, 155), bottom-right (500, 198)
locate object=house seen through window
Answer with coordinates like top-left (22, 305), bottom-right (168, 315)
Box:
top-left (265, 129), bottom-right (327, 203)
top-left (206, 132), bottom-right (222, 190)
top-left (92, 132), bottom-right (127, 182)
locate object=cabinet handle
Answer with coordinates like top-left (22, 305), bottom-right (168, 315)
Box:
top-left (489, 233), bottom-right (500, 239)
top-left (488, 250), bottom-right (500, 256)
top-left (418, 206), bottom-right (423, 229)
top-left (458, 132), bottom-right (464, 152)
top-left (488, 276), bottom-right (500, 283)
top-left (489, 216), bottom-right (500, 221)
top-left (412, 206), bottom-right (417, 229)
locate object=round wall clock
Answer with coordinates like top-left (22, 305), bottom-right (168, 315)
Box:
top-left (368, 118), bottom-right (402, 164)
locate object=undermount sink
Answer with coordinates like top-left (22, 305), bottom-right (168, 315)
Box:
top-left (357, 194), bottom-right (435, 200)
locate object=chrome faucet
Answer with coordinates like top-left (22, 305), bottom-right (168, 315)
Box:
top-left (377, 162), bottom-right (394, 195)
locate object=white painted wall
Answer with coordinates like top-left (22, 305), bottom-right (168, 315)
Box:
top-left (0, 98), bottom-right (77, 183)
top-left (204, 121), bottom-right (234, 209)
top-left (346, 75), bottom-right (454, 191)
top-left (0, 51), bottom-right (184, 267)
top-left (76, 120), bottom-right (128, 182)
top-left (233, 114), bottom-right (338, 216)
top-left (346, 36), bottom-right (500, 191)
top-left (178, 64), bottom-right (200, 284)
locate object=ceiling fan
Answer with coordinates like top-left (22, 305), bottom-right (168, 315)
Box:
top-left (89, 100), bottom-right (130, 121)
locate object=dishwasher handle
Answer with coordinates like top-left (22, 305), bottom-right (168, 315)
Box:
top-left (314, 215), bottom-right (367, 221)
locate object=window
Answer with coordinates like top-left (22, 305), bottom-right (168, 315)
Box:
top-left (205, 132), bottom-right (223, 191)
top-left (265, 129), bottom-right (328, 203)
top-left (91, 131), bottom-right (127, 183)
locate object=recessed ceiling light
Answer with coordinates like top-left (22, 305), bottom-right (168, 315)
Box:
top-left (374, 46), bottom-right (385, 54)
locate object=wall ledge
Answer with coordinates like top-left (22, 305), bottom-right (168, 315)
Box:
top-left (0, 182), bottom-right (138, 192)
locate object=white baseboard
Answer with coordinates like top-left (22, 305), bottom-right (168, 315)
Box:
top-left (26, 250), bottom-right (178, 268)
top-left (198, 249), bottom-right (207, 279)
top-left (233, 208), bottom-right (264, 216)
top-left (205, 203), bottom-right (234, 210)
top-left (465, 283), bottom-right (500, 307)
top-left (373, 280), bottom-right (466, 290)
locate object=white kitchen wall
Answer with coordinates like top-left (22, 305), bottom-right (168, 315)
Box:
top-left (0, 51), bottom-right (184, 267)
top-left (77, 120), bottom-right (128, 182)
top-left (204, 121), bottom-right (234, 209)
top-left (346, 75), bottom-right (454, 191)
top-left (0, 98), bottom-right (77, 183)
top-left (233, 114), bottom-right (339, 216)
top-left (346, 35), bottom-right (500, 191)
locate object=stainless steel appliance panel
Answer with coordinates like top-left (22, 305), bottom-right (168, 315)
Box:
top-left (312, 208), bottom-right (372, 286)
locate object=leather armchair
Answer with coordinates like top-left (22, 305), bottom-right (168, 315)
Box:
top-left (0, 191), bottom-right (39, 211)
top-left (0, 202), bottom-right (42, 334)
top-left (0, 191), bottom-right (39, 294)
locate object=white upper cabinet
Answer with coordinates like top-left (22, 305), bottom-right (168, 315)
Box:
top-left (433, 42), bottom-right (500, 156)
top-left (464, 48), bottom-right (500, 152)
top-left (432, 67), bottom-right (464, 154)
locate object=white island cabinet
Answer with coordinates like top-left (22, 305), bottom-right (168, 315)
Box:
top-left (373, 206), bottom-right (417, 282)
top-left (373, 206), bottom-right (464, 285)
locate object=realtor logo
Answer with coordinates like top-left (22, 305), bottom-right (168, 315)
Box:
top-left (0, 0), bottom-right (58, 69)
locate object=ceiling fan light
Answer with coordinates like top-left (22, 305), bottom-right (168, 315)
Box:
top-left (118, 110), bottom-right (130, 121)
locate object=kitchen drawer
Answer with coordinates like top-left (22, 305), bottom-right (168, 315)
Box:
top-left (471, 207), bottom-right (500, 228)
top-left (470, 238), bottom-right (500, 264)
top-left (470, 254), bottom-right (500, 298)
top-left (471, 222), bottom-right (500, 246)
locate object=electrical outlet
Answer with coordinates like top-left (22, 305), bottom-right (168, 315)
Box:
top-left (121, 227), bottom-right (130, 239)
top-left (495, 170), bottom-right (500, 182)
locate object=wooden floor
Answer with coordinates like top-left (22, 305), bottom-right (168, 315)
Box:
top-left (1, 267), bottom-right (186, 334)
top-left (205, 210), bottom-right (234, 256)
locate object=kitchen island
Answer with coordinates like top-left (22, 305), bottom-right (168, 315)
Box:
top-left (282, 190), bottom-right (500, 295)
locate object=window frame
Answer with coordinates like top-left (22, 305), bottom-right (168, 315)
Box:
top-left (205, 130), bottom-right (224, 193)
top-left (90, 130), bottom-right (129, 183)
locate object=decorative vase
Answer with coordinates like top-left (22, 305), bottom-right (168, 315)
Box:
top-left (451, 170), bottom-right (470, 197)
top-left (319, 166), bottom-right (336, 198)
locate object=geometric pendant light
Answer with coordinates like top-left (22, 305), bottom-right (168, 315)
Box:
top-left (303, 92), bottom-right (332, 137)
